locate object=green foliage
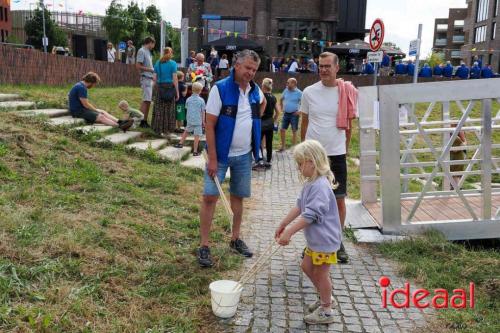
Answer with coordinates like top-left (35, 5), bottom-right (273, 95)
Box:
top-left (126, 2), bottom-right (147, 48)
top-left (24, 7), bottom-right (67, 50)
top-left (425, 51), bottom-right (445, 68)
top-left (145, 5), bottom-right (162, 53)
top-left (102, 0), bottom-right (128, 44)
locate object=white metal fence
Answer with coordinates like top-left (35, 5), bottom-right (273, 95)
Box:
top-left (359, 78), bottom-right (500, 240)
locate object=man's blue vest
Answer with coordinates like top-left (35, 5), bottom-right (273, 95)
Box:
top-left (455, 65), bottom-right (469, 79)
top-left (395, 63), bottom-right (407, 75)
top-left (407, 63), bottom-right (415, 76)
top-left (213, 69), bottom-right (261, 164)
top-left (443, 64), bottom-right (453, 77)
top-left (433, 65), bottom-right (442, 76)
top-left (470, 65), bottom-right (481, 79)
top-left (481, 67), bottom-right (494, 78)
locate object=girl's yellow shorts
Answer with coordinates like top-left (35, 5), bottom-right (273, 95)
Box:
top-left (304, 247), bottom-right (338, 265)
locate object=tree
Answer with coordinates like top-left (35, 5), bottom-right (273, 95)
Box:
top-left (102, 0), bottom-right (128, 44)
top-left (126, 2), bottom-right (147, 49)
top-left (425, 51), bottom-right (445, 68)
top-left (145, 5), bottom-right (161, 52)
top-left (24, 6), bottom-right (67, 50)
top-left (166, 23), bottom-right (181, 62)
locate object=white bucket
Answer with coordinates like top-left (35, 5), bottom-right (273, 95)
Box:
top-left (209, 280), bottom-right (242, 318)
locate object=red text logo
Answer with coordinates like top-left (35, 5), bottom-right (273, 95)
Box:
top-left (379, 276), bottom-right (475, 309)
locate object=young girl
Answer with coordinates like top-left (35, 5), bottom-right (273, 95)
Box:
top-left (275, 140), bottom-right (342, 325)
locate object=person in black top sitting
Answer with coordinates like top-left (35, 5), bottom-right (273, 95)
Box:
top-left (253, 78), bottom-right (281, 170)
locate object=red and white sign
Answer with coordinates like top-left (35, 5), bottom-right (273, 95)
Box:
top-left (369, 18), bottom-right (385, 51)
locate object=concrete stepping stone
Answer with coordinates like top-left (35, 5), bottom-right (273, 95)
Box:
top-left (47, 116), bottom-right (85, 126)
top-left (126, 139), bottom-right (168, 151)
top-left (180, 155), bottom-right (231, 179)
top-left (72, 125), bottom-right (114, 134)
top-left (157, 146), bottom-right (191, 162)
top-left (17, 109), bottom-right (69, 118)
top-left (0, 94), bottom-right (21, 102)
top-left (167, 133), bottom-right (206, 144)
top-left (0, 101), bottom-right (36, 110)
top-left (98, 131), bottom-right (142, 145)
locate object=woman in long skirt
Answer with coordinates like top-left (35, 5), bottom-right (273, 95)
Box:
top-left (152, 47), bottom-right (178, 135)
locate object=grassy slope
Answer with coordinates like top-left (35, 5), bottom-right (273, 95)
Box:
top-left (0, 87), bottom-right (241, 332)
top-left (378, 231), bottom-right (499, 333)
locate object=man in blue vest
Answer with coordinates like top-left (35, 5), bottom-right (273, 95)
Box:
top-left (470, 62), bottom-right (481, 79)
top-left (362, 59), bottom-right (375, 75)
top-left (198, 49), bottom-right (266, 267)
top-left (442, 61), bottom-right (453, 78)
top-left (395, 60), bottom-right (407, 75)
top-left (481, 64), bottom-right (494, 78)
top-left (407, 59), bottom-right (415, 76)
top-left (419, 63), bottom-right (432, 78)
top-left (455, 62), bottom-right (469, 79)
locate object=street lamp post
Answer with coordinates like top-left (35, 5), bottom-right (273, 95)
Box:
top-left (40, 0), bottom-right (48, 53)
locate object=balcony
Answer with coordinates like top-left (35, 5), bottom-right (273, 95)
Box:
top-left (435, 39), bottom-right (447, 46)
top-left (452, 35), bottom-right (465, 43)
top-left (450, 50), bottom-right (462, 58)
top-left (436, 24), bottom-right (448, 31)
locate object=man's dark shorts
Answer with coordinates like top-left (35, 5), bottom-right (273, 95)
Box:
top-left (71, 108), bottom-right (99, 124)
top-left (329, 154), bottom-right (347, 198)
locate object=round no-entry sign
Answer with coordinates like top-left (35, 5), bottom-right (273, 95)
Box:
top-left (369, 18), bottom-right (385, 51)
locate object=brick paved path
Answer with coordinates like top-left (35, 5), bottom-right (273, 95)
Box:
top-left (221, 151), bottom-right (433, 333)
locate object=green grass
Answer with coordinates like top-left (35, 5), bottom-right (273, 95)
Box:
top-left (378, 231), bottom-right (500, 333)
top-left (0, 85), bottom-right (242, 332)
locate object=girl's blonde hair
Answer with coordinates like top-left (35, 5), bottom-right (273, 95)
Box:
top-left (293, 140), bottom-right (337, 188)
top-left (160, 47), bottom-right (173, 62)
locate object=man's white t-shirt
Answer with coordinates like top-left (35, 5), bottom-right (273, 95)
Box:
top-left (218, 59), bottom-right (229, 69)
top-left (300, 81), bottom-right (346, 156)
top-left (206, 84), bottom-right (264, 157)
top-left (288, 61), bottom-right (299, 73)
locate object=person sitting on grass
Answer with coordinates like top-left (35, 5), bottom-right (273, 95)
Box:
top-left (68, 72), bottom-right (133, 131)
top-left (118, 100), bottom-right (144, 129)
top-left (275, 140), bottom-right (341, 325)
top-left (174, 82), bottom-right (205, 156)
top-left (175, 71), bottom-right (188, 133)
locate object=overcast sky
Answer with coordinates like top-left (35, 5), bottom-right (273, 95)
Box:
top-left (12, 0), bottom-right (467, 57)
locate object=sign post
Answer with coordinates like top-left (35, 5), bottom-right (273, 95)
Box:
top-left (412, 24), bottom-right (423, 84)
top-left (369, 18), bottom-right (385, 86)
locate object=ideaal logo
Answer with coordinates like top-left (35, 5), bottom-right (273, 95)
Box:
top-left (379, 276), bottom-right (475, 309)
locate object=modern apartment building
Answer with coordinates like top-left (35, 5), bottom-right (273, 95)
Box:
top-left (433, 8), bottom-right (467, 66)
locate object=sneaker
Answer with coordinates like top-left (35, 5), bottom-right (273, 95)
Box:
top-left (230, 239), bottom-right (253, 258)
top-left (252, 160), bottom-right (266, 171)
top-left (173, 143), bottom-right (183, 148)
top-left (119, 119), bottom-right (134, 132)
top-left (197, 246), bottom-right (213, 268)
top-left (193, 152), bottom-right (200, 156)
top-left (304, 307), bottom-right (335, 324)
top-left (139, 120), bottom-right (150, 128)
top-left (307, 296), bottom-right (337, 313)
top-left (337, 242), bottom-right (349, 264)
top-left (264, 161), bottom-right (272, 169)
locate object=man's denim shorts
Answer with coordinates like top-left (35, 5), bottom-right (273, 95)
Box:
top-left (281, 112), bottom-right (299, 131)
top-left (203, 152), bottom-right (252, 198)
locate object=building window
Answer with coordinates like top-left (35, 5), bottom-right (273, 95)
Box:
top-left (474, 25), bottom-right (488, 42)
top-left (206, 19), bottom-right (247, 43)
top-left (277, 20), bottom-right (333, 57)
top-left (454, 20), bottom-right (464, 27)
top-left (0, 6), bottom-right (3, 21)
top-left (476, 0), bottom-right (489, 22)
top-left (4, 8), bottom-right (7, 22)
top-left (450, 50), bottom-right (462, 58)
top-left (492, 22), bottom-right (497, 39)
top-left (495, 0), bottom-right (498, 16)
top-left (436, 24), bottom-right (448, 30)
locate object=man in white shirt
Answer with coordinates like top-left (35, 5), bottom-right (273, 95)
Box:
top-left (300, 52), bottom-right (352, 263)
top-left (198, 50), bottom-right (266, 268)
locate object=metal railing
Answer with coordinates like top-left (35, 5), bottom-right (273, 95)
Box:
top-left (358, 79), bottom-right (500, 240)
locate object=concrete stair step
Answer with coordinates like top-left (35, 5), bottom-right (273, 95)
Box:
top-left (126, 139), bottom-right (168, 151)
top-left (167, 133), bottom-right (206, 146)
top-left (180, 155), bottom-right (231, 179)
top-left (0, 101), bottom-right (36, 111)
top-left (98, 131), bottom-right (142, 145)
top-left (47, 116), bottom-right (86, 126)
top-left (157, 146), bottom-right (191, 162)
top-left (0, 94), bottom-right (21, 102)
top-left (17, 109), bottom-right (69, 118)
top-left (71, 125), bottom-right (115, 134)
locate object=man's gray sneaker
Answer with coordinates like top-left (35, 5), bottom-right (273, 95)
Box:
top-left (197, 246), bottom-right (213, 268)
top-left (304, 307), bottom-right (335, 324)
top-left (230, 239), bottom-right (253, 258)
top-left (307, 296), bottom-right (337, 313)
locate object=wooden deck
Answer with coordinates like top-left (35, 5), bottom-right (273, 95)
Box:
top-left (364, 194), bottom-right (500, 224)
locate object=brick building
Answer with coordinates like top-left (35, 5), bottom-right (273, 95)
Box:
top-left (433, 8), bottom-right (467, 66)
top-left (0, 0), bottom-right (12, 43)
top-left (182, 0), bottom-right (367, 59)
top-left (462, 0), bottom-right (499, 72)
